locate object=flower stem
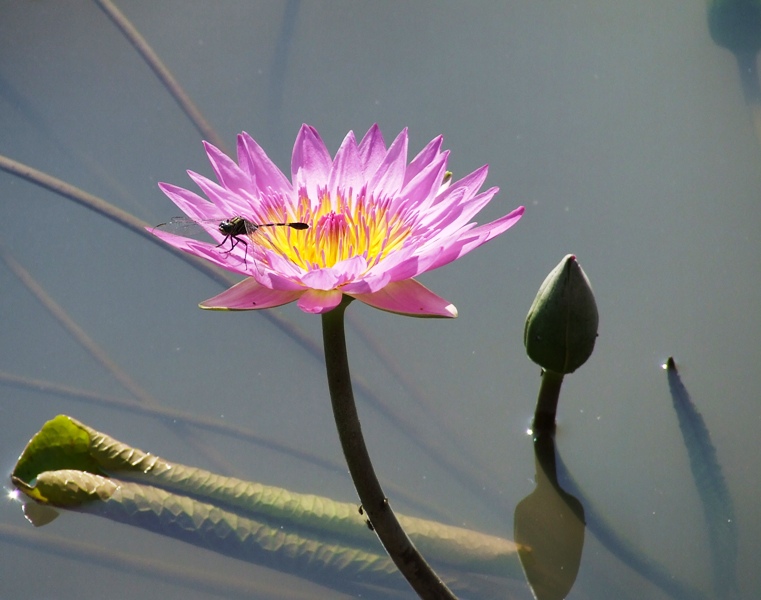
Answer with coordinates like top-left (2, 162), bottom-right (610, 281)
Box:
top-left (321, 297), bottom-right (459, 600)
top-left (533, 369), bottom-right (565, 432)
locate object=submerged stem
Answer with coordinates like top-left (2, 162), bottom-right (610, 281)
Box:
top-left (321, 297), bottom-right (458, 600)
top-left (94, 0), bottom-right (227, 152)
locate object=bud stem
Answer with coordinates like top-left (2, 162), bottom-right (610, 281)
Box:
top-left (533, 369), bottom-right (565, 432)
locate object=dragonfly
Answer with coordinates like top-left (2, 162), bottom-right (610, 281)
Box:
top-left (155, 216), bottom-right (309, 267)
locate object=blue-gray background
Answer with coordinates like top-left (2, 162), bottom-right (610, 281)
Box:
top-left (1, 1), bottom-right (759, 598)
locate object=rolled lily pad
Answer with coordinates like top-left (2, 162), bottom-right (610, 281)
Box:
top-left (11, 415), bottom-right (523, 599)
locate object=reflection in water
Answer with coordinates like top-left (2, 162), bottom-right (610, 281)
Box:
top-left (708, 0), bottom-right (761, 103)
top-left (20, 498), bottom-right (59, 527)
top-left (665, 358), bottom-right (739, 599)
top-left (514, 431), bottom-right (585, 600)
top-left (708, 0), bottom-right (761, 147)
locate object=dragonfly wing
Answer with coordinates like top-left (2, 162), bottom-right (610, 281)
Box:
top-left (155, 217), bottom-right (223, 242)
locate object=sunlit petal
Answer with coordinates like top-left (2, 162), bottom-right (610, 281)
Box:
top-left (367, 128), bottom-right (408, 199)
top-left (404, 135), bottom-right (444, 186)
top-left (328, 130), bottom-right (363, 194)
top-left (237, 132), bottom-right (292, 196)
top-left (426, 206), bottom-right (526, 271)
top-left (203, 141), bottom-right (252, 195)
top-left (157, 183), bottom-right (218, 222)
top-left (297, 289), bottom-right (344, 314)
top-left (187, 170), bottom-right (251, 218)
top-left (199, 278), bottom-right (302, 310)
top-left (292, 124), bottom-right (332, 205)
top-left (357, 123), bottom-right (387, 178)
top-left (352, 279), bottom-right (458, 318)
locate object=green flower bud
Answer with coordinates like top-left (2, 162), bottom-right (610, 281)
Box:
top-left (524, 255), bottom-right (598, 374)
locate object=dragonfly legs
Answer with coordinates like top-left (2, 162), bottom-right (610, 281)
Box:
top-left (216, 234), bottom-right (249, 268)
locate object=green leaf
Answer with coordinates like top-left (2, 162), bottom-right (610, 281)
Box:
top-left (11, 415), bottom-right (106, 487)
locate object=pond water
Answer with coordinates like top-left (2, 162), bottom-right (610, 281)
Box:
top-left (1, 2), bottom-right (759, 599)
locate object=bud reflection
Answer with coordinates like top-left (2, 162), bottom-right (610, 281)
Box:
top-left (514, 432), bottom-right (585, 600)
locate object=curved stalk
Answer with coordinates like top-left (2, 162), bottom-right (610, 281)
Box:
top-left (93, 0), bottom-right (227, 152)
top-left (321, 297), bottom-right (458, 600)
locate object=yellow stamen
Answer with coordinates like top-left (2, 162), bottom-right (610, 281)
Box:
top-left (257, 190), bottom-right (413, 271)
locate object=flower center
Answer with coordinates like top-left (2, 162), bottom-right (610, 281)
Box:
top-left (258, 187), bottom-right (413, 272)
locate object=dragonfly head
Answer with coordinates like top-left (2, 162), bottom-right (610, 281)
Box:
top-left (218, 217), bottom-right (246, 236)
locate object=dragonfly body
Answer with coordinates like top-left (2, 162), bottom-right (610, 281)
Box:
top-left (156, 216), bottom-right (309, 266)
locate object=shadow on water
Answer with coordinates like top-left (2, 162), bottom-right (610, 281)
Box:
top-left (532, 359), bottom-right (740, 600)
top-left (665, 357), bottom-right (739, 599)
top-left (553, 441), bottom-right (711, 600)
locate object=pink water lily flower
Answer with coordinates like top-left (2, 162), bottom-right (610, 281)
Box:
top-left (152, 124), bottom-right (524, 317)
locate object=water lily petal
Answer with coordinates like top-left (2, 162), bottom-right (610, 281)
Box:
top-left (367, 128), bottom-right (408, 200)
top-left (250, 263), bottom-right (305, 291)
top-left (404, 135), bottom-right (444, 186)
top-left (297, 289), bottom-right (344, 314)
top-left (422, 187), bottom-right (500, 244)
top-left (352, 279), bottom-right (458, 318)
top-left (419, 165), bottom-right (489, 218)
top-left (357, 124), bottom-right (387, 178)
top-left (237, 132), bottom-right (292, 196)
top-left (328, 130), bottom-right (363, 195)
top-left (378, 255), bottom-right (421, 284)
top-left (149, 224), bottom-right (249, 272)
top-left (358, 249), bottom-right (420, 288)
top-left (203, 141), bottom-right (252, 195)
top-left (300, 267), bottom-right (344, 291)
top-left (259, 252), bottom-right (306, 283)
top-left (300, 256), bottom-right (367, 290)
top-left (187, 170), bottom-right (251, 218)
top-left (199, 278), bottom-right (302, 310)
top-left (341, 268), bottom-right (392, 294)
top-left (426, 206), bottom-right (525, 271)
top-left (158, 183), bottom-right (218, 222)
top-left (393, 151), bottom-right (450, 217)
top-left (292, 124), bottom-right (332, 204)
